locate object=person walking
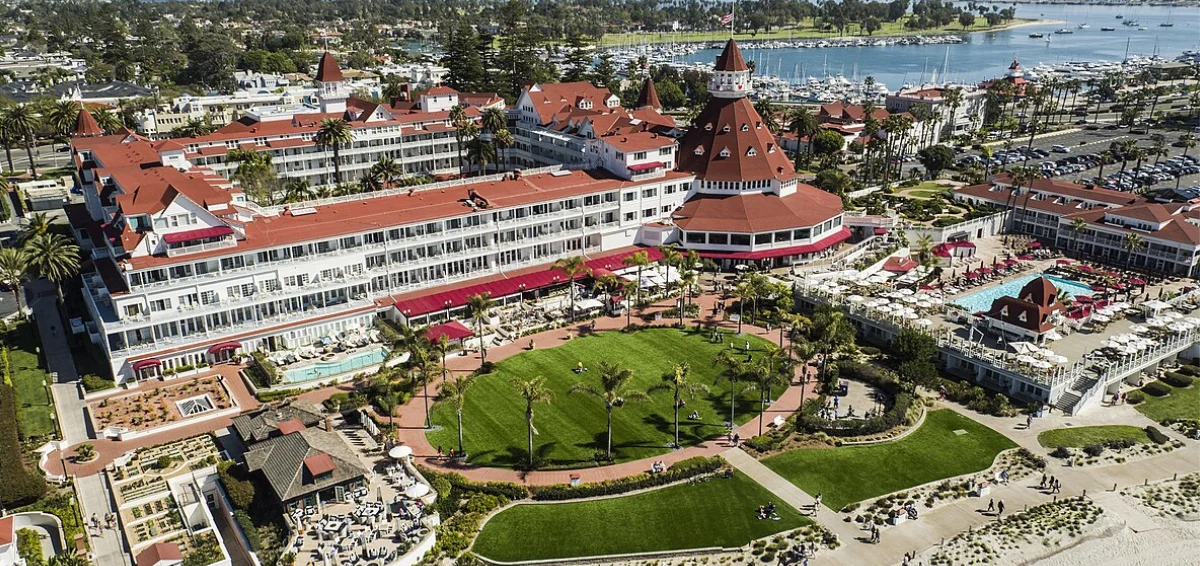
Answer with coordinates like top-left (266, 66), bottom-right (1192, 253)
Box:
top-left (1040, 473), bottom-right (1047, 489)
top-left (987, 499), bottom-right (995, 513)
top-left (997, 500), bottom-right (1005, 517)
top-left (1026, 413), bottom-right (1034, 429)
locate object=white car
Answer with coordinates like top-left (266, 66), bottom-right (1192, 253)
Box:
top-left (1051, 145), bottom-right (1070, 153)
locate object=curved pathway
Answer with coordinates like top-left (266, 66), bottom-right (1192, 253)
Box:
top-left (310, 286), bottom-right (821, 486)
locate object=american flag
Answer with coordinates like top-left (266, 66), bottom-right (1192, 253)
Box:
top-left (720, 12), bottom-right (734, 25)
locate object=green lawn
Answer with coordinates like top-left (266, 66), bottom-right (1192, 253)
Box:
top-left (3, 323), bottom-right (56, 439)
top-left (472, 471), bottom-right (807, 561)
top-left (426, 328), bottom-right (769, 468)
top-left (1037, 425), bottom-right (1151, 448)
top-left (1136, 383), bottom-right (1200, 423)
top-left (762, 410), bottom-right (1016, 510)
top-left (598, 17), bottom-right (1037, 46)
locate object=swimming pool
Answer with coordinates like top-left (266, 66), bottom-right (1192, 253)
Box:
top-left (283, 347), bottom-right (389, 383)
top-left (954, 274), bottom-right (1094, 313)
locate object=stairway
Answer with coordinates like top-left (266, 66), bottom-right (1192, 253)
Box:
top-left (1054, 390), bottom-right (1081, 414)
top-left (1069, 375), bottom-right (1098, 394)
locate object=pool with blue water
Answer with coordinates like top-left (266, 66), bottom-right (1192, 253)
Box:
top-left (954, 274), bottom-right (1093, 313)
top-left (283, 347), bottom-right (389, 383)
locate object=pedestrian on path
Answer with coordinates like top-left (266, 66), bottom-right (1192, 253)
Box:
top-left (1026, 414), bottom-right (1033, 429)
top-left (987, 498), bottom-right (995, 513)
top-left (1040, 474), bottom-right (1047, 489)
top-left (997, 500), bottom-right (1005, 517)
top-left (814, 493), bottom-right (822, 508)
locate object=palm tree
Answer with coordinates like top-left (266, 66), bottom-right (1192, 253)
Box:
top-left (174, 117), bottom-right (216, 138)
top-left (812, 304), bottom-right (855, 385)
top-left (494, 128), bottom-right (514, 172)
top-left (791, 338), bottom-right (819, 400)
top-left (0, 247), bottom-right (28, 314)
top-left (654, 362), bottom-right (709, 449)
top-left (1095, 149), bottom-right (1114, 179)
top-left (482, 107), bottom-right (507, 138)
top-left (465, 138), bottom-right (495, 176)
top-left (314, 118), bottom-right (354, 185)
top-left (19, 212), bottom-right (51, 244)
top-left (2, 104), bottom-right (40, 178)
top-left (1070, 217), bottom-right (1088, 256)
top-left (511, 375), bottom-right (553, 469)
top-left (0, 126), bottom-right (17, 172)
top-left (621, 251), bottom-right (650, 306)
top-left (1122, 232), bottom-right (1145, 271)
top-left (372, 157), bottom-right (403, 189)
top-left (552, 256), bottom-right (591, 321)
top-left (437, 374), bottom-right (476, 455)
top-left (748, 350), bottom-right (790, 436)
top-left (788, 107), bottom-right (820, 165)
top-left (914, 234), bottom-right (935, 268)
top-left (466, 293), bottom-right (496, 366)
top-left (415, 358), bottom-right (440, 429)
top-left (283, 179), bottom-right (314, 203)
top-left (715, 349), bottom-right (748, 429)
top-left (621, 279), bottom-right (638, 328)
top-left (732, 282), bottom-right (753, 335)
top-left (92, 108), bottom-right (122, 134)
top-left (1178, 133), bottom-right (1197, 159)
top-left (449, 105), bottom-right (470, 173)
top-left (24, 233), bottom-right (79, 286)
top-left (44, 100), bottom-right (80, 142)
top-left (677, 268), bottom-right (697, 325)
top-left (569, 362), bottom-right (650, 459)
top-left (48, 553), bottom-right (88, 566)
top-left (659, 244), bottom-right (682, 297)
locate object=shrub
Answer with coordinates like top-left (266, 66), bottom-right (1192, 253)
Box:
top-left (0, 384), bottom-right (47, 507)
top-left (17, 528), bottom-right (42, 566)
top-left (234, 510), bottom-right (261, 550)
top-left (834, 360), bottom-right (899, 392)
top-left (528, 457), bottom-right (723, 501)
top-left (155, 455), bottom-right (173, 469)
top-left (1144, 426), bottom-right (1169, 445)
top-left (1141, 381), bottom-right (1173, 397)
top-left (1015, 448), bottom-right (1047, 470)
top-left (81, 374), bottom-right (116, 392)
top-left (250, 352), bottom-right (280, 385)
top-left (217, 461), bottom-right (256, 510)
top-left (1050, 446), bottom-right (1071, 459)
top-left (743, 432), bottom-right (787, 454)
top-left (859, 346), bottom-right (881, 357)
top-left (1175, 365), bottom-right (1200, 377)
top-left (1106, 438), bottom-right (1137, 450)
top-left (1161, 372), bottom-right (1194, 388)
top-left (796, 392), bottom-right (914, 437)
top-left (1125, 390), bottom-right (1145, 405)
top-left (418, 468), bottom-right (529, 502)
top-left (1082, 444), bottom-right (1105, 457)
top-left (255, 388), bottom-right (303, 403)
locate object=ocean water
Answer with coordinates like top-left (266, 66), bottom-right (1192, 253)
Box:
top-left (679, 4), bottom-right (1200, 91)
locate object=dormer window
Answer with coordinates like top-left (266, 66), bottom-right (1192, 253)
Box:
top-left (741, 124), bottom-right (749, 132)
top-left (718, 147), bottom-right (730, 158)
top-left (767, 143), bottom-right (775, 153)
top-left (721, 125), bottom-right (730, 133)
top-left (694, 146), bottom-right (705, 156)
top-left (704, 123), bottom-right (713, 131)
top-left (1017, 311), bottom-right (1028, 322)
top-left (1000, 306), bottom-right (1009, 317)
top-left (756, 121), bottom-right (763, 129)
top-left (746, 147), bottom-right (757, 156)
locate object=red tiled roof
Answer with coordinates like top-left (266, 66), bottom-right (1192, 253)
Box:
top-left (523, 82), bottom-right (617, 125)
top-left (600, 131), bottom-right (674, 153)
top-left (315, 52), bottom-right (344, 82)
top-left (714, 39), bottom-right (749, 72)
top-left (74, 108), bottom-right (104, 137)
top-left (672, 188), bottom-right (843, 233)
top-left (985, 277), bottom-right (1064, 333)
top-left (882, 256), bottom-right (919, 273)
top-left (676, 96), bottom-right (796, 183)
top-left (695, 227), bottom-right (850, 260)
top-left (0, 516), bottom-right (12, 546)
top-left (636, 77), bottom-right (662, 110)
top-left (135, 543), bottom-right (182, 566)
top-left (304, 453), bottom-right (337, 476)
top-left (423, 85), bottom-right (458, 96)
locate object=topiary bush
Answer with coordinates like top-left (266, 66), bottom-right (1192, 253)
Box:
top-left (1175, 365), bottom-right (1199, 377)
top-left (1161, 372), bottom-right (1194, 388)
top-left (1125, 390), bottom-right (1145, 405)
top-left (1050, 446), bottom-right (1071, 459)
top-left (1144, 426), bottom-right (1169, 445)
top-left (1142, 381), bottom-right (1173, 397)
top-left (1082, 444), bottom-right (1105, 457)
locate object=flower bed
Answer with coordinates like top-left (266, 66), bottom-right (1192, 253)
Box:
top-left (90, 376), bottom-right (232, 432)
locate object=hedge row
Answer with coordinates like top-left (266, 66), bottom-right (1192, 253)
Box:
top-left (1142, 381), bottom-right (1173, 397)
top-left (1145, 426), bottom-right (1169, 445)
top-left (528, 456), bottom-right (724, 501)
top-left (1161, 372), bottom-right (1195, 389)
top-left (797, 393), bottom-right (914, 437)
top-left (0, 382), bottom-right (47, 507)
top-left (1174, 365), bottom-right (1200, 377)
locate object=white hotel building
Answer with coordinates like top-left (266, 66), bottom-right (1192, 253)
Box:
top-left (68, 41), bottom-right (849, 383)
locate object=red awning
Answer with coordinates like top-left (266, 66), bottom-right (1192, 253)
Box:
top-left (696, 227), bottom-right (851, 261)
top-left (424, 321), bottom-right (474, 343)
top-left (392, 248), bottom-right (665, 318)
top-left (132, 359), bottom-right (161, 372)
top-left (882, 256), bottom-right (918, 273)
top-left (1074, 295), bottom-right (1094, 304)
top-left (1130, 279), bottom-right (1146, 286)
top-left (207, 341), bottom-right (241, 354)
top-left (873, 227), bottom-right (887, 235)
top-left (1028, 241), bottom-right (1042, 248)
top-left (627, 161), bottom-right (664, 172)
top-left (591, 267), bottom-right (615, 278)
top-left (161, 225), bottom-right (234, 244)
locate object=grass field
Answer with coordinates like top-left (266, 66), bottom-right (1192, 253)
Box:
top-left (4, 323), bottom-right (56, 439)
top-left (426, 328), bottom-right (769, 468)
top-left (762, 410), bottom-right (1016, 510)
top-left (1136, 383), bottom-right (1200, 424)
top-left (472, 471), bottom-right (807, 561)
top-left (598, 17), bottom-right (1037, 46)
top-left (1037, 425), bottom-right (1151, 448)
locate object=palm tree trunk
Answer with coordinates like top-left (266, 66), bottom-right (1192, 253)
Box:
top-left (456, 409), bottom-right (464, 454)
top-left (673, 390), bottom-right (680, 448)
top-left (606, 406), bottom-right (613, 458)
top-left (729, 377), bottom-right (737, 428)
top-left (24, 142), bottom-right (37, 179)
top-left (526, 409), bottom-right (535, 468)
top-left (3, 147), bottom-right (12, 173)
top-left (423, 375), bottom-right (430, 428)
top-left (758, 389), bottom-right (767, 436)
top-left (332, 146), bottom-right (342, 184)
top-left (737, 300), bottom-right (744, 334)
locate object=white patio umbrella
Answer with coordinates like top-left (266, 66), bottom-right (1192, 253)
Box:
top-left (848, 295), bottom-right (865, 303)
top-left (898, 288), bottom-right (915, 296)
top-left (903, 312), bottom-right (919, 320)
top-left (1043, 330), bottom-right (1063, 341)
top-left (1047, 354), bottom-right (1069, 365)
top-left (915, 318), bottom-right (933, 327)
top-left (404, 483), bottom-right (430, 498)
top-left (875, 304), bottom-right (893, 312)
top-left (1016, 355), bottom-right (1036, 364)
top-left (388, 446), bottom-right (413, 460)
top-left (902, 295), bottom-right (919, 304)
top-left (1091, 314), bottom-right (1111, 323)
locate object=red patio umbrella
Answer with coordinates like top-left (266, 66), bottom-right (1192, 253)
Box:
top-left (1075, 296), bottom-right (1094, 304)
top-left (1028, 241), bottom-right (1042, 248)
top-left (980, 267), bottom-right (993, 274)
top-left (1130, 279), bottom-right (1146, 286)
top-left (966, 272), bottom-right (980, 279)
top-left (1056, 259), bottom-right (1072, 265)
top-left (1090, 284), bottom-right (1107, 292)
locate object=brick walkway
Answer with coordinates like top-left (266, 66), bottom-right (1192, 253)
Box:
top-left (41, 364), bottom-right (260, 476)
top-left (360, 285), bottom-right (820, 486)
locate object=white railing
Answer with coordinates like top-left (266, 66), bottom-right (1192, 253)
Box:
top-left (165, 238), bottom-right (237, 257)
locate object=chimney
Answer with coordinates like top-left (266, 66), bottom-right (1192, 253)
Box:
top-left (324, 415), bottom-right (334, 432)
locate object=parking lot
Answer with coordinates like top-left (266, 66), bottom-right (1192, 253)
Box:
top-left (956, 124), bottom-right (1200, 194)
